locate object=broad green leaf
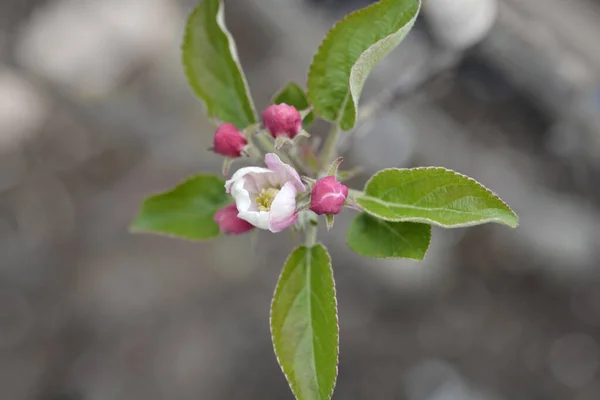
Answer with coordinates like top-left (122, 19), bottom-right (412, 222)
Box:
top-left (271, 244), bottom-right (338, 400)
top-left (182, 0), bottom-right (257, 128)
top-left (356, 167), bottom-right (519, 228)
top-left (307, 0), bottom-right (420, 130)
top-left (347, 213), bottom-right (431, 260)
top-left (273, 82), bottom-right (315, 128)
top-left (131, 174), bottom-right (230, 240)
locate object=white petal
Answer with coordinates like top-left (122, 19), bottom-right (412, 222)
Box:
top-left (238, 209), bottom-right (270, 230)
top-left (225, 166), bottom-right (271, 193)
top-left (231, 179), bottom-right (253, 213)
top-left (268, 181), bottom-right (298, 232)
top-left (264, 153), bottom-right (305, 192)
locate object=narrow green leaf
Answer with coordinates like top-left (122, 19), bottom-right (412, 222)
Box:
top-left (307, 0), bottom-right (420, 130)
top-left (347, 213), bottom-right (431, 260)
top-left (182, 0), bottom-right (257, 128)
top-left (356, 167), bottom-right (519, 228)
top-left (271, 244), bottom-right (338, 400)
top-left (131, 174), bottom-right (230, 240)
top-left (273, 82), bottom-right (315, 128)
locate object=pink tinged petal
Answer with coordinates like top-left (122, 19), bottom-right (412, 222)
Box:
top-left (238, 209), bottom-right (270, 230)
top-left (243, 170), bottom-right (278, 194)
top-left (268, 212), bottom-right (298, 233)
top-left (264, 153), bottom-right (305, 192)
top-left (225, 166), bottom-right (271, 193)
top-left (268, 181), bottom-right (298, 232)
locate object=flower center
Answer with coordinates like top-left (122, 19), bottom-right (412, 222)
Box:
top-left (255, 188), bottom-right (280, 211)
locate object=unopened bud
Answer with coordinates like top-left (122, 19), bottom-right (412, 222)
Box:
top-left (262, 103), bottom-right (302, 139)
top-left (212, 123), bottom-right (248, 158)
top-left (214, 204), bottom-right (254, 234)
top-left (309, 176), bottom-right (348, 215)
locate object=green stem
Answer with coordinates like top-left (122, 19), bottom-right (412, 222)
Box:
top-left (255, 132), bottom-right (276, 153)
top-left (288, 150), bottom-right (312, 176)
top-left (305, 222), bottom-right (318, 247)
top-left (320, 123), bottom-right (340, 174)
top-left (255, 133), bottom-right (295, 166)
top-left (246, 141), bottom-right (263, 162)
top-left (348, 188), bottom-right (364, 198)
top-left (255, 132), bottom-right (312, 175)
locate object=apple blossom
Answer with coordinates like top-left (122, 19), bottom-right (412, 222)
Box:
top-left (225, 153), bottom-right (305, 232)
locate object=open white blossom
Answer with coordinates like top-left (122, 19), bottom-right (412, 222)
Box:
top-left (225, 153), bottom-right (305, 232)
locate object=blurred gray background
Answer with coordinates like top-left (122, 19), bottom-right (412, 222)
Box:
top-left (1, 0), bottom-right (600, 399)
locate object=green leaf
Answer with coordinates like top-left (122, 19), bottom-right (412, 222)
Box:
top-left (271, 244), bottom-right (338, 400)
top-left (131, 174), bottom-right (230, 240)
top-left (182, 0), bottom-right (257, 128)
top-left (347, 213), bottom-right (431, 260)
top-left (356, 167), bottom-right (519, 228)
top-left (307, 0), bottom-right (420, 130)
top-left (273, 81), bottom-right (315, 128)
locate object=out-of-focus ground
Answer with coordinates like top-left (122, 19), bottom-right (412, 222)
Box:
top-left (1, 0), bottom-right (600, 399)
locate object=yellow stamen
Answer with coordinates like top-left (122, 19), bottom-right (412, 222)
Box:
top-left (255, 188), bottom-right (280, 211)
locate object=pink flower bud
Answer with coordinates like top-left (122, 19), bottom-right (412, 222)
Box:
top-left (309, 176), bottom-right (349, 215)
top-left (262, 103), bottom-right (302, 139)
top-left (212, 123), bottom-right (247, 158)
top-left (214, 204), bottom-right (254, 234)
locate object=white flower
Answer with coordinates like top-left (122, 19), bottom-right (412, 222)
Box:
top-left (225, 153), bottom-right (306, 232)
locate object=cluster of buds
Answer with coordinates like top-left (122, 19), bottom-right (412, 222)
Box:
top-left (211, 104), bottom-right (349, 235)
top-left (211, 103), bottom-right (304, 160)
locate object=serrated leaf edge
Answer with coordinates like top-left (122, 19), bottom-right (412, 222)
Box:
top-left (307, 0), bottom-right (421, 128)
top-left (215, 0), bottom-right (257, 121)
top-left (181, 0), bottom-right (257, 126)
top-left (358, 167), bottom-right (519, 228)
top-left (269, 243), bottom-right (339, 400)
top-left (344, 3), bottom-right (419, 129)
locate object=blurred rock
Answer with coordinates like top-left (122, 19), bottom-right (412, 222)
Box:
top-left (0, 68), bottom-right (47, 151)
top-left (549, 333), bottom-right (600, 388)
top-left (423, 0), bottom-right (498, 50)
top-left (16, 0), bottom-right (181, 97)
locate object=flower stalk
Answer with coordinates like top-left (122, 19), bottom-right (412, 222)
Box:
top-left (320, 123), bottom-right (341, 174)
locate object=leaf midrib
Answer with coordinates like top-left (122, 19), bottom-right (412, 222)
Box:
top-left (304, 246), bottom-right (320, 399)
top-left (358, 195), bottom-right (505, 216)
top-left (372, 217), bottom-right (418, 251)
